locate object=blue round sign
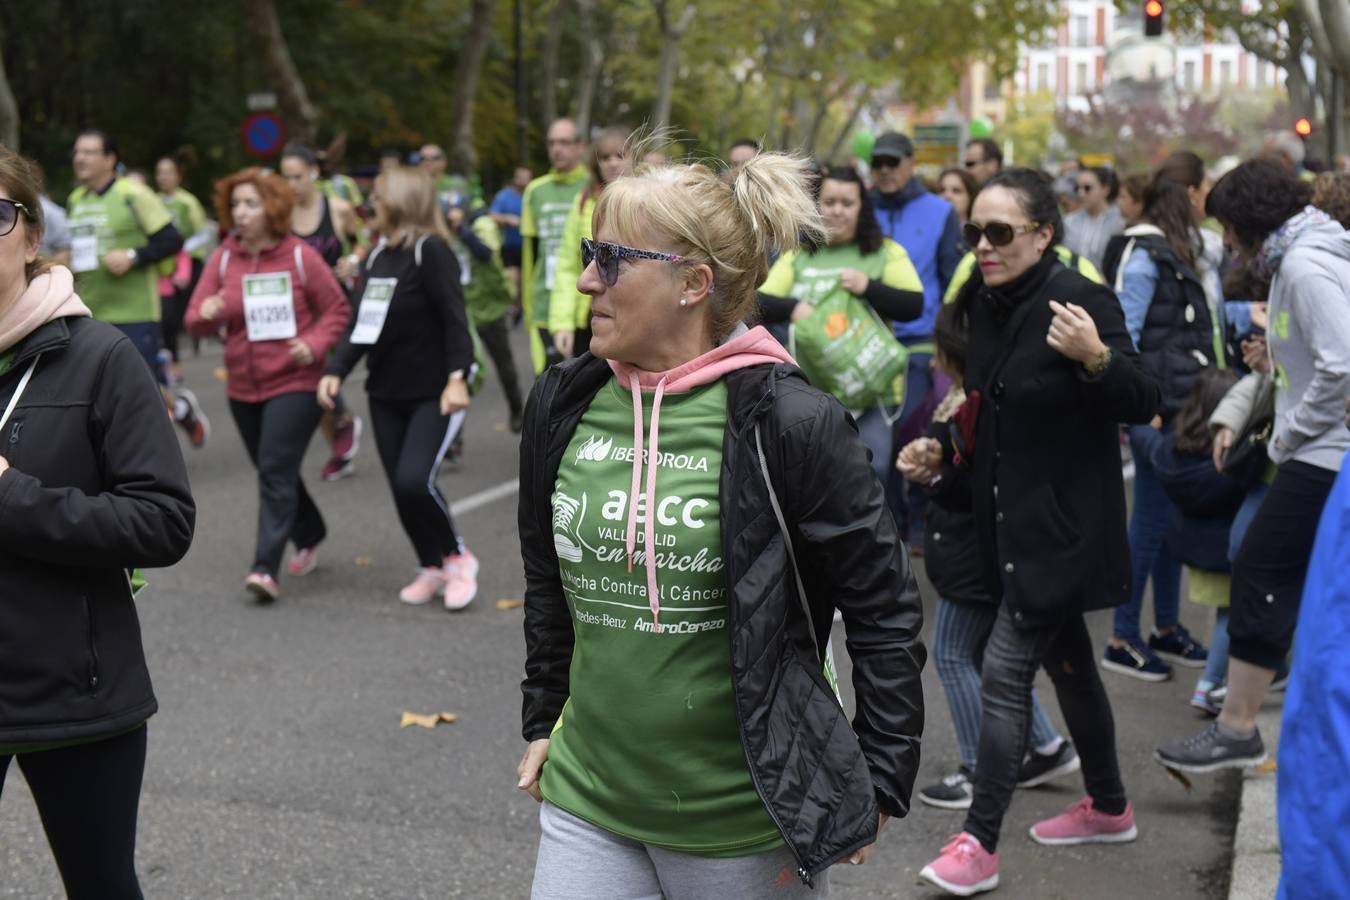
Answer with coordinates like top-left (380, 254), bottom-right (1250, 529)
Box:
top-left (241, 111), bottom-right (286, 159)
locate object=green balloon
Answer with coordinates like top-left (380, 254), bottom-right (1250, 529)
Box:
top-left (852, 130), bottom-right (876, 160)
top-left (969, 117), bottom-right (994, 139)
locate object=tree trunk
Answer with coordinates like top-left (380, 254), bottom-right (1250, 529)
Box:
top-left (448, 0), bottom-right (496, 174)
top-left (540, 0), bottom-right (567, 127)
top-left (824, 85), bottom-right (871, 163)
top-left (0, 41), bottom-right (18, 150)
top-left (1318, 0), bottom-right (1350, 75)
top-left (242, 0), bottom-right (319, 144)
top-left (572, 0), bottom-right (605, 135)
top-left (802, 84), bottom-right (845, 157)
top-left (652, 1), bottom-right (695, 132)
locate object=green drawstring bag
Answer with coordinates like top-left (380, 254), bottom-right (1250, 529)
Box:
top-left (789, 291), bottom-right (908, 410)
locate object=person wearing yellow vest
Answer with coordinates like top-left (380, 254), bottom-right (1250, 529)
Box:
top-left (521, 119), bottom-right (589, 372)
top-left (943, 244), bottom-right (1103, 305)
top-left (154, 151), bottom-right (213, 381)
top-left (549, 126), bottom-right (632, 361)
top-left (68, 130), bottom-right (209, 448)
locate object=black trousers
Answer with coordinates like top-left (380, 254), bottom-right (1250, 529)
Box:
top-left (964, 606), bottom-right (1127, 852)
top-left (0, 725), bottom-right (148, 899)
top-left (229, 392), bottom-right (327, 577)
top-left (476, 315), bottom-right (525, 415)
top-left (1229, 460), bottom-right (1338, 670)
top-left (368, 396), bottom-right (466, 567)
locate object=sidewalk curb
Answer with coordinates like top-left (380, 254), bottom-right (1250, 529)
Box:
top-left (1228, 707), bottom-right (1283, 900)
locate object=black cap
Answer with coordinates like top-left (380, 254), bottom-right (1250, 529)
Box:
top-left (872, 132), bottom-right (914, 160)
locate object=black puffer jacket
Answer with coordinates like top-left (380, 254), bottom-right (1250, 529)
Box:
top-left (519, 354), bottom-right (926, 883)
top-left (0, 316), bottom-right (195, 745)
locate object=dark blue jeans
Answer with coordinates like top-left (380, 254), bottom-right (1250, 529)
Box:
top-left (1114, 427), bottom-right (1181, 644)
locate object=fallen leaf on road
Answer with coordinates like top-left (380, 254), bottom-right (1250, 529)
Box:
top-left (496, 599), bottom-right (524, 610)
top-left (1160, 765), bottom-right (1193, 793)
top-left (354, 556), bottom-right (372, 567)
top-left (1256, 759), bottom-right (1277, 774)
top-left (400, 711), bottom-right (459, 729)
top-left (494, 422), bottom-right (508, 432)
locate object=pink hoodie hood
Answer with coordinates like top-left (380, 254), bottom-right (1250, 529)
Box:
top-left (606, 325), bottom-right (796, 630)
top-left (0, 266), bottom-right (91, 353)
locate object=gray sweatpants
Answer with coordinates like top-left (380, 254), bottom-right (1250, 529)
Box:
top-left (531, 801), bottom-right (831, 900)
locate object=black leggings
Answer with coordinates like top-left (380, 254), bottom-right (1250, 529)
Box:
top-left (368, 396), bottom-right (466, 567)
top-left (1229, 460), bottom-right (1338, 670)
top-left (229, 392), bottom-right (327, 576)
top-left (0, 725), bottom-right (147, 899)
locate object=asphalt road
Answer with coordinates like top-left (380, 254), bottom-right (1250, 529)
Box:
top-left (1, 330), bottom-right (1242, 899)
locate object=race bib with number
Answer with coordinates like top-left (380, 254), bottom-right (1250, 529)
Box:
top-left (70, 223), bottom-right (99, 273)
top-left (544, 253), bottom-right (559, 290)
top-left (351, 277), bottom-right (397, 345)
top-left (242, 272), bottom-right (298, 342)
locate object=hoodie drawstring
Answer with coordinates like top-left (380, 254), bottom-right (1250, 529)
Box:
top-left (623, 371), bottom-right (668, 631)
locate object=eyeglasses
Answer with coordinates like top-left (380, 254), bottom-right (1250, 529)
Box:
top-left (1076, 183), bottom-right (1095, 194)
top-left (0, 199), bottom-right (31, 238)
top-left (964, 158), bottom-right (983, 169)
top-left (870, 156), bottom-right (902, 170)
top-left (421, 153), bottom-right (445, 162)
top-left (581, 238), bottom-right (685, 287)
top-left (962, 220), bottom-right (1042, 248)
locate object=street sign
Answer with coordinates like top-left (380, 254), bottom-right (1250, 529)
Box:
top-left (241, 111), bottom-right (286, 159)
top-left (246, 91), bottom-right (278, 111)
top-left (913, 124), bottom-right (962, 168)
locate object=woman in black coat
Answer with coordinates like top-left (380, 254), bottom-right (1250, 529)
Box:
top-left (903, 168), bottom-right (1159, 896)
top-left (0, 149), bottom-right (195, 898)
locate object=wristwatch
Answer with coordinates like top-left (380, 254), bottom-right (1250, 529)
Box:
top-left (126, 248), bottom-right (139, 266)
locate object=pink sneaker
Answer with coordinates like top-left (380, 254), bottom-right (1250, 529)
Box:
top-left (1029, 796), bottom-right (1138, 846)
top-left (287, 546), bottom-right (319, 576)
top-left (919, 832), bottom-right (999, 896)
top-left (443, 549), bottom-right (479, 611)
top-left (244, 572), bottom-right (279, 603)
top-left (333, 414), bottom-right (362, 462)
top-left (399, 567), bottom-right (446, 605)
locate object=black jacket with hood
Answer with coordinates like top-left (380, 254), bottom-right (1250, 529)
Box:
top-left (0, 314), bottom-right (195, 746)
top-left (519, 349), bottom-right (926, 884)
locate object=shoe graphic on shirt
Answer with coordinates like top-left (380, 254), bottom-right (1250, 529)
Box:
top-left (552, 492), bottom-right (586, 562)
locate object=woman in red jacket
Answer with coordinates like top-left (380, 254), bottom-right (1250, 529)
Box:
top-left (186, 168), bottom-right (351, 601)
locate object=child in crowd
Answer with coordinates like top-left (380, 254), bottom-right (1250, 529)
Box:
top-left (905, 303), bottom-right (1079, 810)
top-left (1127, 369), bottom-right (1245, 712)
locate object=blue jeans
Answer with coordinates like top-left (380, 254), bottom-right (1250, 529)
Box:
top-left (1114, 427), bottom-right (1181, 644)
top-left (887, 348), bottom-right (933, 540)
top-left (113, 320), bottom-right (167, 386)
top-left (1229, 483), bottom-right (1269, 562)
top-left (1200, 607), bottom-right (1231, 688)
top-left (855, 404), bottom-right (900, 486)
top-left (934, 598), bottom-right (1061, 772)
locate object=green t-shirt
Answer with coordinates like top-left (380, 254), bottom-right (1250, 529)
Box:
top-left (161, 188), bottom-right (208, 260)
top-left (542, 378), bottom-right (782, 857)
top-left (455, 215), bottom-right (513, 327)
top-left (520, 167), bottom-right (588, 328)
top-left (67, 178), bottom-right (172, 324)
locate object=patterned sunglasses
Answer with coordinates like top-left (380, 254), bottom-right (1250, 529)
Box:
top-left (581, 237), bottom-right (685, 286)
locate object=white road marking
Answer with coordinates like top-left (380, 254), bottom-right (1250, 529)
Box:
top-left (450, 479), bottom-right (520, 516)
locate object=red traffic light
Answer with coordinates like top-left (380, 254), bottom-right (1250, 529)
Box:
top-left (1145, 0), bottom-right (1163, 15)
top-left (1144, 0), bottom-right (1164, 36)
top-left (1294, 117), bottom-right (1313, 137)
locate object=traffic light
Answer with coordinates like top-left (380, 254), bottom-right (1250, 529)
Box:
top-left (1294, 117), bottom-right (1313, 139)
top-left (1144, 0), bottom-right (1165, 37)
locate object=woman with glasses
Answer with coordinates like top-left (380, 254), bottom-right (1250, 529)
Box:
top-left (319, 168), bottom-right (478, 609)
top-left (1098, 169), bottom-right (1222, 684)
top-left (0, 146), bottom-right (195, 899)
top-left (1063, 166), bottom-right (1124, 271)
top-left (516, 151), bottom-right (925, 897)
top-left (902, 168), bottom-right (1158, 896)
top-left (757, 166), bottom-right (925, 481)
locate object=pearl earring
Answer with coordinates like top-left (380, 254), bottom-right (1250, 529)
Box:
top-left (679, 298), bottom-right (688, 307)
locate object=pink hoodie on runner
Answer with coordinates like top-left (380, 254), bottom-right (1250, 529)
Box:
top-left (605, 324), bottom-right (796, 630)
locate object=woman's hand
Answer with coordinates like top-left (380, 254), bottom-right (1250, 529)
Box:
top-left (0, 455), bottom-right (9, 479)
top-left (1046, 300), bottom-right (1108, 365)
top-left (898, 437), bottom-right (943, 484)
top-left (1241, 336), bottom-right (1270, 373)
top-left (334, 254), bottom-right (359, 283)
top-left (789, 302), bottom-right (814, 323)
top-left (1213, 427), bottom-right (1235, 472)
top-left (516, 738), bottom-right (551, 802)
top-left (839, 269), bottom-right (870, 296)
top-left (317, 375), bottom-right (342, 411)
top-left (287, 339), bottom-right (315, 367)
top-left (440, 376), bottom-right (470, 416)
top-left (198, 293), bottom-right (226, 321)
top-left (846, 814), bottom-right (890, 865)
top-left (553, 330), bottom-right (575, 359)
top-left (1250, 302), bottom-right (1269, 331)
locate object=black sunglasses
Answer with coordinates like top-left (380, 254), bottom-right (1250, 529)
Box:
top-left (0, 198), bottom-right (31, 238)
top-left (962, 220), bottom-right (1042, 248)
top-left (581, 238), bottom-right (686, 287)
top-left (870, 156), bottom-right (902, 170)
top-left (964, 159), bottom-right (982, 168)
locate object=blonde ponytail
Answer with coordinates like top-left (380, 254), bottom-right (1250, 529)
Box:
top-left (731, 152), bottom-right (826, 263)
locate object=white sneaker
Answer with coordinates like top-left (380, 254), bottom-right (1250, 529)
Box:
top-left (443, 549), bottom-right (479, 611)
top-left (399, 567), bottom-right (445, 605)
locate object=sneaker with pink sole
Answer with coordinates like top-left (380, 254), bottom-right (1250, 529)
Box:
top-left (443, 549), bottom-right (479, 611)
top-left (919, 832), bottom-right (999, 896)
top-left (287, 547), bottom-right (319, 577)
top-left (399, 567), bottom-right (446, 605)
top-left (1029, 796), bottom-right (1138, 846)
top-left (244, 572), bottom-right (279, 603)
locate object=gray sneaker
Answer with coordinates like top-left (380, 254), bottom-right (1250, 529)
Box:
top-left (1154, 723), bottom-right (1266, 773)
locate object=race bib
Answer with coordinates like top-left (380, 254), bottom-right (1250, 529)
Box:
top-left (455, 247), bottom-right (472, 286)
top-left (70, 223), bottom-right (99, 273)
top-left (545, 253), bottom-right (558, 290)
top-left (350, 277), bottom-right (397, 345)
top-left (242, 272), bottom-right (297, 341)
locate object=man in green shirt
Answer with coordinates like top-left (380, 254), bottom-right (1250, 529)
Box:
top-left (420, 143), bottom-right (480, 208)
top-left (68, 129), bottom-right (208, 446)
top-left (521, 119), bottom-right (589, 373)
